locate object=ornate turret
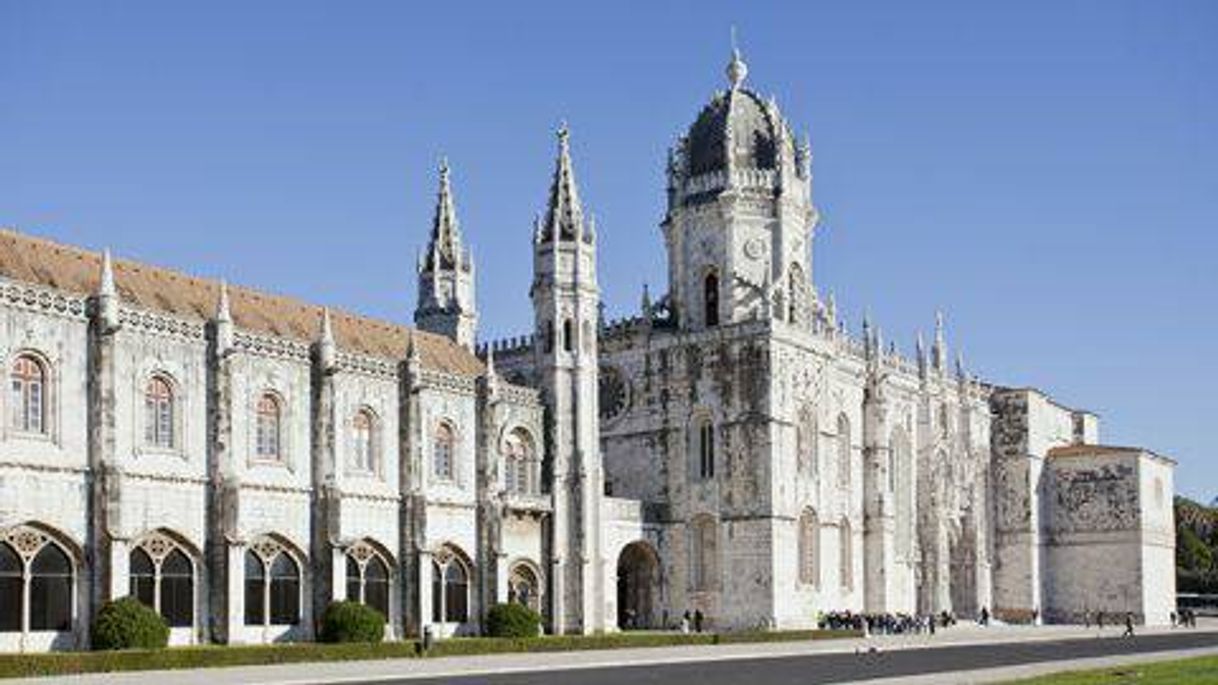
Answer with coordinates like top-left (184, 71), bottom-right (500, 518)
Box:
top-left (415, 159), bottom-right (478, 350)
top-left (215, 280), bottom-right (234, 355)
top-left (316, 307), bottom-right (336, 372)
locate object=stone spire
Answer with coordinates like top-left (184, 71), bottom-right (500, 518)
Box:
top-left (97, 248), bottom-right (119, 330)
top-left (415, 159), bottom-right (478, 350)
top-left (933, 310), bottom-right (947, 374)
top-left (538, 124), bottom-right (587, 244)
top-left (916, 330), bottom-right (928, 379)
top-left (423, 157), bottom-right (463, 273)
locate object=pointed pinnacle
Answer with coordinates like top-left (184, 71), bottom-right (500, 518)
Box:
top-left (216, 279), bottom-right (232, 322)
top-left (99, 248), bottom-right (116, 296)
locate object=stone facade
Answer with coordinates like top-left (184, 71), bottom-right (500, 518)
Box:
top-left (0, 49), bottom-right (1175, 652)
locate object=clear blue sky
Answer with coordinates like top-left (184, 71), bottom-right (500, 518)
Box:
top-left (2, 2), bottom-right (1215, 500)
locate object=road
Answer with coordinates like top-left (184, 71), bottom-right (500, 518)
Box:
top-left (324, 631), bottom-right (1218, 685)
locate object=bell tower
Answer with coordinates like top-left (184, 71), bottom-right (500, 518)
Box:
top-left (531, 125), bottom-right (606, 634)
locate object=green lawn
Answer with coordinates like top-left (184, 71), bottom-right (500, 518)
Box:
top-left (1003, 654), bottom-right (1218, 684)
top-left (0, 629), bottom-right (859, 679)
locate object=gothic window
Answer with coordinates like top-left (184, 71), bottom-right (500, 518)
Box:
top-left (345, 544), bottom-right (390, 620)
top-left (703, 272), bottom-right (719, 327)
top-left (433, 423), bottom-right (455, 481)
top-left (144, 375), bottom-right (175, 449)
top-left (129, 548), bottom-right (156, 608)
top-left (598, 366), bottom-right (629, 422)
top-left (839, 518), bottom-right (853, 591)
top-left (503, 429), bottom-right (537, 496)
top-left (352, 408), bottom-right (377, 473)
top-left (244, 540), bottom-right (300, 626)
top-left (563, 319), bottom-right (574, 353)
top-left (130, 536), bottom-right (195, 628)
top-left (798, 509), bottom-right (819, 586)
top-left (836, 413), bottom-right (851, 487)
top-left (508, 563), bottom-right (541, 612)
top-left (29, 544), bottom-right (72, 631)
top-left (0, 529), bottom-right (75, 634)
top-left (694, 416), bottom-right (715, 480)
top-left (0, 543), bottom-right (20, 631)
top-left (689, 516), bottom-right (717, 591)
top-left (255, 393), bottom-right (282, 461)
top-left (9, 354), bottom-right (46, 435)
top-left (797, 405), bottom-right (818, 477)
top-left (430, 548), bottom-right (469, 623)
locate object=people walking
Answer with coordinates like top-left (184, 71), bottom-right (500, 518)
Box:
top-left (1123, 612), bottom-right (1135, 637)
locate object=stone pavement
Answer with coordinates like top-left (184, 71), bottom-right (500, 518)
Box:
top-left (15, 620), bottom-right (1218, 685)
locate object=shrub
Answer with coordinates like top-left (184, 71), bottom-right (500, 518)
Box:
top-left (91, 597), bottom-right (169, 651)
top-left (319, 601), bottom-right (385, 643)
top-left (484, 603), bottom-right (542, 638)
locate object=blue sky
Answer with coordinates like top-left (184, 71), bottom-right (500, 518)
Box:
top-left (2, 2), bottom-right (1215, 499)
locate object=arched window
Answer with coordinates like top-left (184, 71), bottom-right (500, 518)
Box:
top-left (160, 549), bottom-right (193, 627)
top-left (430, 547), bottom-right (469, 623)
top-left (839, 518), bottom-right (853, 590)
top-left (244, 539), bottom-right (300, 626)
top-left (508, 563), bottom-right (540, 612)
top-left (562, 319), bottom-right (574, 353)
top-left (255, 393), bottom-right (282, 461)
top-left (836, 414), bottom-right (851, 487)
top-left (797, 405), bottom-right (818, 477)
top-left (10, 354), bottom-right (47, 434)
top-left (694, 416), bottom-right (715, 480)
top-left (269, 554), bottom-right (300, 625)
top-left (29, 544), bottom-right (72, 631)
top-left (503, 429), bottom-right (537, 496)
top-left (433, 423), bottom-right (455, 481)
top-left (703, 272), bottom-right (719, 327)
top-left (689, 516), bottom-right (717, 591)
top-left (345, 544), bottom-right (390, 620)
top-left (0, 543), bottom-right (22, 631)
top-left (144, 375), bottom-right (175, 448)
top-left (352, 409), bottom-right (377, 473)
top-left (131, 536), bottom-right (197, 628)
top-left (0, 528), bottom-right (76, 634)
top-left (129, 547), bottom-right (156, 608)
top-left (798, 509), bottom-right (819, 586)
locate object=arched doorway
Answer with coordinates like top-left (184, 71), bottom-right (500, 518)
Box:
top-left (617, 541), bottom-right (660, 630)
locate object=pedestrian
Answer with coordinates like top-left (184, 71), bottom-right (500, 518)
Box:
top-left (1123, 612), bottom-right (1135, 638)
top-left (681, 610), bottom-right (691, 635)
top-left (1170, 611), bottom-right (1177, 628)
top-left (979, 606), bottom-right (989, 626)
top-left (694, 609), bottom-right (704, 634)
top-left (928, 614), bottom-right (936, 635)
top-left (1084, 610), bottom-right (1090, 629)
top-left (1097, 611), bottom-right (1104, 630)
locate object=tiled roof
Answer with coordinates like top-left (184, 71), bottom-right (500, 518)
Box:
top-left (0, 228), bottom-right (484, 377)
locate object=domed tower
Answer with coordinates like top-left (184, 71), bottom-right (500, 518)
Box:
top-left (663, 47), bottom-right (818, 331)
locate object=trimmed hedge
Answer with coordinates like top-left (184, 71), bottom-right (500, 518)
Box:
top-left (484, 603), bottom-right (542, 638)
top-left (0, 629), bottom-right (861, 679)
top-left (318, 602), bottom-right (385, 643)
top-left (91, 597), bottom-right (169, 651)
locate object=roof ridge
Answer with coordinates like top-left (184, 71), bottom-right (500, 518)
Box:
top-left (0, 227), bottom-right (482, 374)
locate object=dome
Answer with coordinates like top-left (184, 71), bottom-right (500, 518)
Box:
top-left (682, 49), bottom-right (796, 178)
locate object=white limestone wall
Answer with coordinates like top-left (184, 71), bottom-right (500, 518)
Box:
top-left (0, 289), bottom-right (92, 651)
top-left (1138, 455), bottom-right (1176, 625)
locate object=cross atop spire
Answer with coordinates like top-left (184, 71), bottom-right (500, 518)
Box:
top-left (726, 26), bottom-right (748, 89)
top-left (539, 123), bottom-right (587, 243)
top-left (424, 157), bottom-right (462, 272)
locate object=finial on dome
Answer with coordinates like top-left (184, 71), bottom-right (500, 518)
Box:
top-left (726, 26), bottom-right (748, 89)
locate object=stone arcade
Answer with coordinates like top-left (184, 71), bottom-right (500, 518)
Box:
top-left (0, 49), bottom-right (1175, 651)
